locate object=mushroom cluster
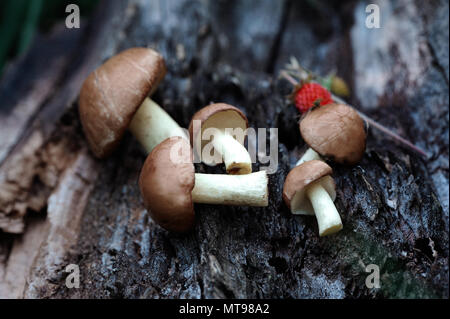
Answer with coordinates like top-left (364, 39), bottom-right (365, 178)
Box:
top-left (79, 47), bottom-right (268, 233)
top-left (283, 103), bottom-right (367, 236)
top-left (138, 104), bottom-right (267, 232)
top-left (79, 47), bottom-right (366, 237)
top-left (137, 99), bottom-right (267, 232)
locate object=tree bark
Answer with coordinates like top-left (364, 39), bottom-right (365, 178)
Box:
top-left (0, 0), bottom-right (448, 299)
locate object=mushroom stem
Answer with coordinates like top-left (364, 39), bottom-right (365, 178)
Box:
top-left (129, 98), bottom-right (188, 154)
top-left (296, 148), bottom-right (322, 166)
top-left (191, 171), bottom-right (268, 206)
top-left (211, 130), bottom-right (252, 175)
top-left (306, 180), bottom-right (342, 236)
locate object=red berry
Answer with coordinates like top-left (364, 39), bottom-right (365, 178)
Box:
top-left (294, 83), bottom-right (333, 113)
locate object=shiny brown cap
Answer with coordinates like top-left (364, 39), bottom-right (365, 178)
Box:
top-left (282, 160), bottom-right (336, 215)
top-left (79, 47), bottom-right (166, 158)
top-left (139, 137), bottom-right (195, 233)
top-left (299, 103), bottom-right (366, 165)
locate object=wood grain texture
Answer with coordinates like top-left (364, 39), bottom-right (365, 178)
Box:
top-left (0, 0), bottom-right (448, 299)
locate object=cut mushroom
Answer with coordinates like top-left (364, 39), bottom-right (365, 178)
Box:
top-left (79, 47), bottom-right (187, 158)
top-left (189, 103), bottom-right (252, 175)
top-left (139, 137), bottom-right (268, 232)
top-left (299, 103), bottom-right (366, 166)
top-left (192, 171), bottom-right (268, 206)
top-left (283, 160), bottom-right (342, 236)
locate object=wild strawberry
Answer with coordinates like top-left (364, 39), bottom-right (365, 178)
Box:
top-left (293, 83), bottom-right (333, 113)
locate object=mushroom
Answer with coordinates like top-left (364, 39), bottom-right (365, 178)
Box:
top-left (79, 47), bottom-right (187, 158)
top-left (283, 160), bottom-right (342, 236)
top-left (188, 103), bottom-right (252, 175)
top-left (139, 137), bottom-right (268, 232)
top-left (297, 103), bottom-right (366, 166)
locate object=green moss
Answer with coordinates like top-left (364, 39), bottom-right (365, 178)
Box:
top-left (335, 231), bottom-right (439, 298)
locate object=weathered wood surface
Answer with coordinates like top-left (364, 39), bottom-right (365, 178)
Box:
top-left (0, 0), bottom-right (448, 298)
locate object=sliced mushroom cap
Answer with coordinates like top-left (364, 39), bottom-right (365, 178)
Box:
top-left (188, 103), bottom-right (248, 166)
top-left (79, 47), bottom-right (166, 158)
top-left (283, 160), bottom-right (336, 215)
top-left (139, 137), bottom-right (195, 233)
top-left (299, 103), bottom-right (366, 165)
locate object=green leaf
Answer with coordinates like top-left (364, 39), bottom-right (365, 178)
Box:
top-left (18, 0), bottom-right (43, 55)
top-left (317, 75), bottom-right (333, 91)
top-left (0, 0), bottom-right (28, 74)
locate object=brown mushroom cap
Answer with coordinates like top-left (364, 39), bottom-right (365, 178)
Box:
top-left (299, 103), bottom-right (366, 165)
top-left (188, 103), bottom-right (248, 165)
top-left (79, 47), bottom-right (166, 158)
top-left (139, 137), bottom-right (195, 233)
top-left (282, 160), bottom-right (336, 215)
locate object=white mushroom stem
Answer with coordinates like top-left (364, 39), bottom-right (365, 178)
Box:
top-left (129, 98), bottom-right (188, 154)
top-left (296, 148), bottom-right (322, 166)
top-left (306, 180), bottom-right (342, 236)
top-left (210, 131), bottom-right (252, 174)
top-left (191, 170), bottom-right (268, 206)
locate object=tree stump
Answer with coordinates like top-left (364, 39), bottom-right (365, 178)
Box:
top-left (0, 0), bottom-right (448, 299)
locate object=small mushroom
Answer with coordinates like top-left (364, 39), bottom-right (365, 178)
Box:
top-left (283, 160), bottom-right (342, 236)
top-left (79, 47), bottom-right (187, 158)
top-left (139, 137), bottom-right (268, 232)
top-left (188, 103), bottom-right (252, 175)
top-left (297, 103), bottom-right (366, 166)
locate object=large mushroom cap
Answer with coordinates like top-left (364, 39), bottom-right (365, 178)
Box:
top-left (139, 137), bottom-right (195, 233)
top-left (188, 103), bottom-right (248, 165)
top-left (283, 160), bottom-right (336, 215)
top-left (79, 47), bottom-right (166, 158)
top-left (299, 103), bottom-right (366, 165)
